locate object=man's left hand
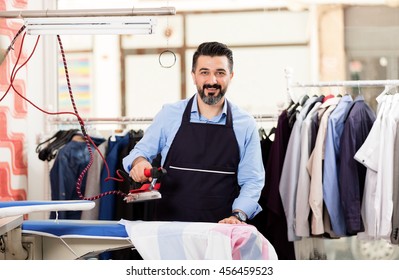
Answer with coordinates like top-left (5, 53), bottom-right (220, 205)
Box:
top-left (218, 216), bottom-right (246, 224)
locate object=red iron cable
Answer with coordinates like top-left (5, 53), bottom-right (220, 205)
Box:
top-left (2, 27), bottom-right (129, 201)
top-left (56, 34), bottom-right (127, 201)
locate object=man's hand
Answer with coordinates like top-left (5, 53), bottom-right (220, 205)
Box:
top-left (129, 157), bottom-right (152, 183)
top-left (218, 216), bottom-right (246, 224)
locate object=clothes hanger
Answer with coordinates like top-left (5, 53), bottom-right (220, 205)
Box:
top-left (299, 94), bottom-right (309, 106)
top-left (110, 128), bottom-right (128, 142)
top-left (35, 130), bottom-right (65, 153)
top-left (258, 127), bottom-right (267, 140)
top-left (376, 85), bottom-right (396, 103)
top-left (37, 129), bottom-right (80, 161)
top-left (267, 127), bottom-right (276, 138)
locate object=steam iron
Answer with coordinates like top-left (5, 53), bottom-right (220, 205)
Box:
top-left (118, 167), bottom-right (166, 203)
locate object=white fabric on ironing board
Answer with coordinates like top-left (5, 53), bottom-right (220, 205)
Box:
top-left (119, 219), bottom-right (278, 260)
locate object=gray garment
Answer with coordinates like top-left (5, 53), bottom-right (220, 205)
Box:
top-left (279, 95), bottom-right (318, 242)
top-left (81, 140), bottom-right (108, 220)
top-left (295, 101), bottom-right (322, 237)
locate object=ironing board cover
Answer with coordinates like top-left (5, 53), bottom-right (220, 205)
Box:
top-left (21, 219), bottom-right (129, 240)
top-left (0, 200), bottom-right (95, 218)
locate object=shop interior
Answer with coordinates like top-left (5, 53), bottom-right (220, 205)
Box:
top-left (1, 0), bottom-right (399, 260)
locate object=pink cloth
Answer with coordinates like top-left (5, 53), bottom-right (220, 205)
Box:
top-left (119, 220), bottom-right (278, 260)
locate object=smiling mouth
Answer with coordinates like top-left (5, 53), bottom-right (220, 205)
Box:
top-left (203, 84), bottom-right (221, 95)
top-left (206, 88), bottom-right (219, 95)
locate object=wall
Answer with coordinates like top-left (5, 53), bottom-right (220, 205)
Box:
top-left (24, 0), bottom-right (57, 219)
top-left (0, 0), bottom-right (29, 203)
top-left (318, 4), bottom-right (346, 82)
top-left (122, 9), bottom-right (311, 118)
top-left (0, 0), bottom-right (57, 219)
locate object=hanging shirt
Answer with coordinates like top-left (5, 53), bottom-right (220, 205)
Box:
top-left (81, 140), bottom-right (109, 220)
top-left (278, 95), bottom-right (318, 242)
top-left (99, 133), bottom-right (131, 220)
top-left (392, 100), bottom-right (399, 244)
top-left (355, 94), bottom-right (399, 240)
top-left (295, 100), bottom-right (322, 237)
top-left (354, 95), bottom-right (387, 240)
top-left (123, 94), bottom-right (265, 219)
top-left (262, 109), bottom-right (296, 260)
top-left (49, 136), bottom-right (105, 220)
top-left (339, 95), bottom-right (376, 235)
top-left (376, 94), bottom-right (399, 238)
top-left (322, 94), bottom-right (353, 236)
top-left (307, 96), bottom-right (341, 236)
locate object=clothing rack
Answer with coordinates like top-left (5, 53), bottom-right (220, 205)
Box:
top-left (48, 116), bottom-right (154, 125)
top-left (253, 113), bottom-right (279, 122)
top-left (39, 116), bottom-right (153, 145)
top-left (284, 68), bottom-right (399, 104)
top-left (49, 114), bottom-right (279, 125)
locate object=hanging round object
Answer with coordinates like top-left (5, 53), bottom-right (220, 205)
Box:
top-left (158, 50), bottom-right (176, 68)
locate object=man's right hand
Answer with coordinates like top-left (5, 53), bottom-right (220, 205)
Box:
top-left (129, 157), bottom-right (152, 183)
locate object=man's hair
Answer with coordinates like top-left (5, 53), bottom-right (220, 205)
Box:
top-left (191, 41), bottom-right (234, 73)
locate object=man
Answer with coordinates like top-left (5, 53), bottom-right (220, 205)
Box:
top-left (122, 41), bottom-right (264, 224)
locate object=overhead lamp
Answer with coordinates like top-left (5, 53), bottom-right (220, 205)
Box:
top-left (0, 7), bottom-right (176, 35)
top-left (24, 16), bottom-right (157, 35)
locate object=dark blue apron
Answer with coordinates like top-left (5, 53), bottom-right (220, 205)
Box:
top-left (155, 95), bottom-right (240, 222)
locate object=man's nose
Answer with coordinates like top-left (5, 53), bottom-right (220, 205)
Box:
top-left (208, 74), bottom-right (217, 84)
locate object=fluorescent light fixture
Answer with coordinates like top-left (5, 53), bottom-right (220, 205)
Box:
top-left (24, 16), bottom-right (157, 35)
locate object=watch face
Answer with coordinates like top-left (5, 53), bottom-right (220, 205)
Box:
top-left (233, 211), bottom-right (246, 222)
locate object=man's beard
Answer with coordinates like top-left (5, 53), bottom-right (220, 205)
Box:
top-left (198, 84), bottom-right (226, 105)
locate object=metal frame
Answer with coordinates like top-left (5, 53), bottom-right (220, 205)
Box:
top-left (0, 7), bottom-right (176, 19)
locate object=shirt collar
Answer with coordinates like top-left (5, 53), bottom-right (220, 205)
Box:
top-left (353, 94), bottom-right (365, 103)
top-left (320, 95), bottom-right (341, 108)
top-left (191, 93), bottom-right (228, 121)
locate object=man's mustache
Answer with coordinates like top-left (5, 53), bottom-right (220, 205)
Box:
top-left (203, 84), bottom-right (221, 90)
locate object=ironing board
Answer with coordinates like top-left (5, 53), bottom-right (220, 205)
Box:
top-left (21, 219), bottom-right (133, 260)
top-left (0, 200), bottom-right (278, 260)
top-left (0, 200), bottom-right (95, 218)
top-left (0, 200), bottom-right (133, 260)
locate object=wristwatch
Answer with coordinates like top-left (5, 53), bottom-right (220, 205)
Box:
top-left (231, 211), bottom-right (247, 222)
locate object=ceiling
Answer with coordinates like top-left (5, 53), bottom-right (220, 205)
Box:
top-left (57, 0), bottom-right (396, 13)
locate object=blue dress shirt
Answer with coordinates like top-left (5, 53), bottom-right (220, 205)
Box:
top-left (122, 94), bottom-right (265, 219)
top-left (322, 94), bottom-right (353, 236)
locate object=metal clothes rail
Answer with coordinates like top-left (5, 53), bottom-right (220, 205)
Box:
top-left (48, 114), bottom-right (279, 125)
top-left (48, 116), bottom-right (154, 125)
top-left (284, 68), bottom-right (399, 104)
